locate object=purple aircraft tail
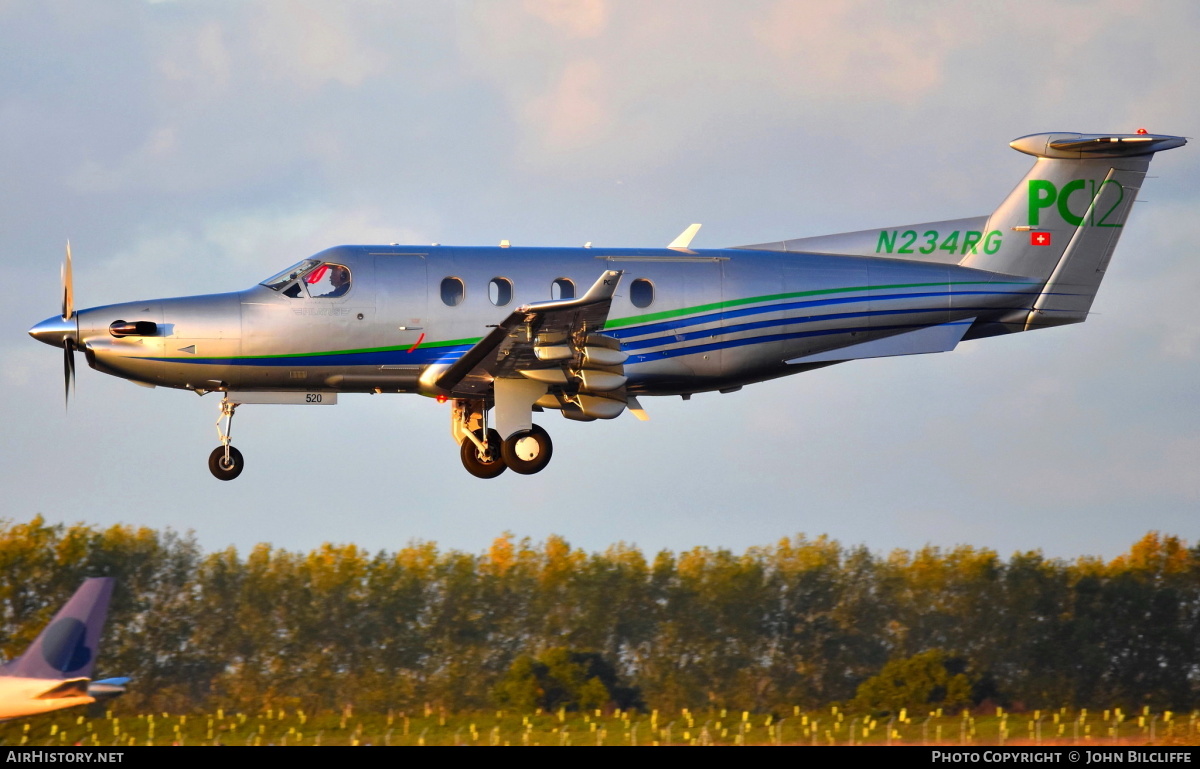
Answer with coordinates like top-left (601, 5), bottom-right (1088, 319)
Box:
top-left (0, 578), bottom-right (114, 680)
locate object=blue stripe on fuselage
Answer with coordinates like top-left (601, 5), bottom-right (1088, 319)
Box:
top-left (142, 344), bottom-right (473, 367)
top-left (624, 320), bottom-right (976, 364)
top-left (606, 289), bottom-right (1039, 341)
top-left (618, 305), bottom-right (1004, 351)
top-left (138, 289), bottom-right (1047, 369)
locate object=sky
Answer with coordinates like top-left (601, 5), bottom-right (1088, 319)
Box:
top-left (2, 0), bottom-right (1197, 562)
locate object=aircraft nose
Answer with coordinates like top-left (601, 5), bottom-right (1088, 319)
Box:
top-left (29, 315), bottom-right (79, 348)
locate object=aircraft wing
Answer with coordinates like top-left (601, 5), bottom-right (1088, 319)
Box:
top-left (436, 270), bottom-right (624, 396)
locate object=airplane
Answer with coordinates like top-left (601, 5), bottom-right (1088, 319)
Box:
top-left (0, 578), bottom-right (127, 719)
top-left (29, 131), bottom-right (1185, 480)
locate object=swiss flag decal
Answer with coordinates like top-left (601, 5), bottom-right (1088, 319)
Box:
top-left (1030, 231), bottom-right (1052, 247)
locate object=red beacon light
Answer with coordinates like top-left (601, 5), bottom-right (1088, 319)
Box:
top-left (1136, 128), bottom-right (1149, 134)
top-left (436, 394), bottom-right (448, 404)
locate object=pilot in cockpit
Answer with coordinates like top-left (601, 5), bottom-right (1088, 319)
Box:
top-left (261, 259), bottom-right (351, 298)
top-left (322, 265), bottom-right (351, 298)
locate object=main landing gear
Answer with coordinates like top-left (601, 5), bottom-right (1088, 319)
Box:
top-left (501, 424), bottom-right (553, 475)
top-left (453, 399), bottom-right (554, 478)
top-left (209, 396), bottom-right (245, 481)
top-left (460, 428), bottom-right (506, 479)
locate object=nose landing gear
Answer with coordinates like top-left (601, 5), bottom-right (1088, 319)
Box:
top-left (209, 397), bottom-right (244, 480)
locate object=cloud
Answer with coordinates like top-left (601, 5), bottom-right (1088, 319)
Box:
top-left (751, 1), bottom-right (967, 101)
top-left (157, 21), bottom-right (232, 99)
top-left (519, 58), bottom-right (612, 153)
top-left (1, 346), bottom-right (47, 390)
top-left (247, 2), bottom-right (388, 91)
top-left (85, 205), bottom-right (434, 303)
top-left (522, 0), bottom-right (608, 38)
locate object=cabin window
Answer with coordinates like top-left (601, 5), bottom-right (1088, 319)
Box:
top-left (440, 277), bottom-right (465, 306)
top-left (489, 277), bottom-right (513, 306)
top-left (551, 278), bottom-right (575, 301)
top-left (630, 278), bottom-right (654, 308)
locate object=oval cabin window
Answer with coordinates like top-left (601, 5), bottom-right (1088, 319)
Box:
top-left (489, 277), bottom-right (513, 306)
top-left (630, 278), bottom-right (654, 308)
top-left (441, 277), bottom-right (465, 306)
top-left (551, 278), bottom-right (575, 301)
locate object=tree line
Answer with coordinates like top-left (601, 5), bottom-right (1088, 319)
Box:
top-left (0, 516), bottom-right (1196, 714)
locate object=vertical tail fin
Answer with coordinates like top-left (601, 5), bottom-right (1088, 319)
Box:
top-left (962, 132), bottom-right (1185, 329)
top-left (1, 578), bottom-right (114, 680)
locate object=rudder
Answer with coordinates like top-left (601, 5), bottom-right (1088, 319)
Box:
top-left (962, 132), bottom-right (1185, 330)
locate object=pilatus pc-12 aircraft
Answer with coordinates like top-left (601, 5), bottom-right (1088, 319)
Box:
top-left (30, 131), bottom-right (1185, 480)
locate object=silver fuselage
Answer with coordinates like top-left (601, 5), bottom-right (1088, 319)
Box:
top-left (66, 244), bottom-right (1035, 398)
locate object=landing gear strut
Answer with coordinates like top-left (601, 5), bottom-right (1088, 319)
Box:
top-left (209, 396), bottom-right (244, 481)
top-left (452, 398), bottom-right (554, 478)
top-left (453, 399), bottom-right (508, 479)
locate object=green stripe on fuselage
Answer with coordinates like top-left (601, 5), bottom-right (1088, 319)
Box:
top-left (153, 281), bottom-right (1035, 363)
top-left (603, 279), bottom-right (1034, 329)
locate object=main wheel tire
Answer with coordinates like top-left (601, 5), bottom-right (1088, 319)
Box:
top-left (501, 424), bottom-right (553, 475)
top-left (460, 428), bottom-right (507, 479)
top-left (208, 446), bottom-right (244, 481)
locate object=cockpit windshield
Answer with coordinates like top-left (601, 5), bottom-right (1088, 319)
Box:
top-left (260, 259), bottom-right (352, 298)
top-left (260, 259), bottom-right (322, 291)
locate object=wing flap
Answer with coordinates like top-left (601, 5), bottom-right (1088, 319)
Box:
top-left (437, 270), bottom-right (624, 395)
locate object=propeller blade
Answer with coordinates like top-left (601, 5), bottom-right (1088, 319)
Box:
top-left (63, 341), bottom-right (75, 409)
top-left (61, 241), bottom-right (74, 321)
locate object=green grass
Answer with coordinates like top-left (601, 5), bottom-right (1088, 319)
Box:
top-left (1, 706), bottom-right (1197, 746)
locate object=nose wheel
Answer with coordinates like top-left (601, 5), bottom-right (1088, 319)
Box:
top-left (209, 396), bottom-right (245, 481)
top-left (208, 446), bottom-right (244, 481)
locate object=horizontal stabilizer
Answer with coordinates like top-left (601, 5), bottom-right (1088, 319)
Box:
top-left (1010, 132), bottom-right (1186, 159)
top-left (786, 319), bottom-right (974, 365)
top-left (87, 677), bottom-right (128, 702)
